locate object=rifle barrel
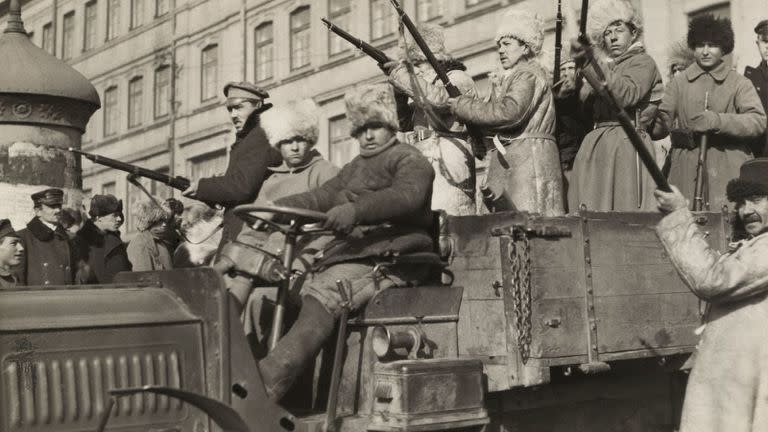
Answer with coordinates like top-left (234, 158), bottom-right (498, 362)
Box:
top-left (553, 0), bottom-right (563, 84)
top-left (321, 17), bottom-right (390, 64)
top-left (579, 0), bottom-right (589, 39)
top-left (69, 148), bottom-right (191, 191)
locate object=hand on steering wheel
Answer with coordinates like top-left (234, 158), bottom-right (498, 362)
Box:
top-left (232, 203), bottom-right (328, 235)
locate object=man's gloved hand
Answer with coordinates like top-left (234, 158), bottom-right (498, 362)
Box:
top-left (689, 111), bottom-right (720, 133)
top-left (379, 60), bottom-right (400, 76)
top-left (324, 203), bottom-right (357, 234)
top-left (654, 185), bottom-right (688, 214)
top-left (569, 38), bottom-right (589, 68)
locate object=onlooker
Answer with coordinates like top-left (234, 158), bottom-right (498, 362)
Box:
top-left (127, 200), bottom-right (174, 272)
top-left (75, 194), bottom-right (132, 284)
top-left (0, 219), bottom-right (23, 289)
top-left (17, 188), bottom-right (73, 285)
top-left (59, 207), bottom-right (85, 240)
top-left (744, 19), bottom-right (768, 156)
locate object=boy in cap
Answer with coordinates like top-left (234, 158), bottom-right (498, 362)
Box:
top-left (182, 82), bottom-right (282, 249)
top-left (17, 188), bottom-right (73, 285)
top-left (654, 159), bottom-right (768, 432)
top-left (0, 219), bottom-right (23, 289)
top-left (744, 19), bottom-right (768, 156)
top-left (232, 84), bottom-right (435, 401)
top-left (74, 194), bottom-right (132, 284)
top-left (652, 15), bottom-right (766, 212)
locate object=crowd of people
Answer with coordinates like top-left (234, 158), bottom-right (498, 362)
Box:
top-left (1, 0), bottom-right (768, 426)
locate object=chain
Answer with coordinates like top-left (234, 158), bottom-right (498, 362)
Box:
top-left (508, 228), bottom-right (532, 364)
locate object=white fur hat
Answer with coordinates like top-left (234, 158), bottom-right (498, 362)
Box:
top-left (260, 99), bottom-right (320, 147)
top-left (344, 84), bottom-right (399, 133)
top-left (399, 22), bottom-right (448, 62)
top-left (587, 0), bottom-right (643, 51)
top-left (131, 199), bottom-right (170, 232)
top-left (495, 8), bottom-right (545, 56)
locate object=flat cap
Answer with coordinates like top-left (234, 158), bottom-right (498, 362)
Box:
top-left (31, 188), bottom-right (64, 206)
top-left (0, 219), bottom-right (19, 240)
top-left (89, 194), bottom-right (123, 218)
top-left (755, 19), bottom-right (768, 36)
top-left (223, 81), bottom-right (269, 100)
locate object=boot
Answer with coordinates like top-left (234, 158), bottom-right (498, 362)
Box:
top-left (258, 296), bottom-right (335, 401)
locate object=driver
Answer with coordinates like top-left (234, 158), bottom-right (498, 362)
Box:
top-left (238, 84), bottom-right (435, 401)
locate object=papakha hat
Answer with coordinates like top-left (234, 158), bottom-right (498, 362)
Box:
top-left (495, 8), bottom-right (545, 56)
top-left (31, 188), bottom-right (64, 207)
top-left (687, 14), bottom-right (734, 55)
top-left (587, 0), bottom-right (643, 52)
top-left (131, 199), bottom-right (171, 232)
top-left (344, 84), bottom-right (399, 134)
top-left (261, 99), bottom-right (320, 147)
top-left (89, 194), bottom-right (123, 218)
top-left (726, 158), bottom-right (768, 202)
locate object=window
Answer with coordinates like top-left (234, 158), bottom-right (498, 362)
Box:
top-left (84, 1), bottom-right (98, 51)
top-left (128, 77), bottom-right (143, 128)
top-left (290, 6), bottom-right (311, 70)
top-left (131, 0), bottom-right (145, 29)
top-left (254, 22), bottom-right (274, 81)
top-left (201, 44), bottom-right (218, 101)
top-left (62, 11), bottom-right (75, 60)
top-left (156, 0), bottom-right (169, 17)
top-left (42, 22), bottom-right (53, 54)
top-left (154, 66), bottom-right (171, 118)
top-left (689, 2), bottom-right (731, 20)
top-left (328, 0), bottom-right (351, 55)
top-left (417, 0), bottom-right (445, 21)
top-left (189, 150), bottom-right (227, 182)
top-left (104, 86), bottom-right (119, 137)
top-left (101, 181), bottom-right (116, 196)
top-left (107, 0), bottom-right (121, 40)
top-left (370, 0), bottom-right (394, 40)
top-left (126, 167), bottom-right (172, 232)
top-left (328, 115), bottom-right (357, 165)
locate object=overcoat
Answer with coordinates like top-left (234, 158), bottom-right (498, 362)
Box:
top-left (127, 230), bottom-right (173, 272)
top-left (195, 120), bottom-right (282, 244)
top-left (74, 220), bottom-right (132, 284)
top-left (389, 61), bottom-right (477, 216)
top-left (659, 61), bottom-right (766, 211)
top-left (657, 207), bottom-right (768, 432)
top-left (744, 60), bottom-right (768, 156)
top-left (568, 44), bottom-right (663, 212)
top-left (452, 58), bottom-right (564, 216)
top-left (17, 217), bottom-right (73, 285)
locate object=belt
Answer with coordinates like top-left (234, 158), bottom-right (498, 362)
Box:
top-left (403, 129), bottom-right (435, 144)
top-left (594, 120), bottom-right (640, 129)
top-left (483, 132), bottom-right (556, 146)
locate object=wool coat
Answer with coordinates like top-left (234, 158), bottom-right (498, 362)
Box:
top-left (195, 120), bottom-right (282, 245)
top-left (0, 271), bottom-right (19, 289)
top-left (656, 207), bottom-right (768, 432)
top-left (127, 230), bottom-right (173, 272)
top-left (659, 60), bottom-right (766, 211)
top-left (275, 140), bottom-right (435, 266)
top-left (17, 217), bottom-right (73, 285)
top-left (568, 44), bottom-right (663, 212)
top-left (74, 220), bottom-right (132, 284)
top-left (258, 150), bottom-right (339, 202)
top-left (744, 61), bottom-right (768, 156)
top-left (390, 61), bottom-right (477, 216)
top-left (452, 58), bottom-right (564, 216)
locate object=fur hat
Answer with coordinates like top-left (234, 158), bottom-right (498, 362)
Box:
top-left (261, 99), bottom-right (320, 147)
top-left (131, 199), bottom-right (171, 232)
top-left (668, 40), bottom-right (695, 76)
top-left (400, 22), bottom-right (448, 62)
top-left (344, 84), bottom-right (399, 134)
top-left (89, 194), bottom-right (122, 218)
top-left (687, 14), bottom-right (734, 55)
top-left (587, 0), bottom-right (643, 51)
top-left (726, 158), bottom-right (768, 203)
top-left (495, 8), bottom-right (545, 56)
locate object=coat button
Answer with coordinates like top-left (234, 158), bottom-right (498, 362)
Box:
top-left (44, 281), bottom-right (50, 285)
top-left (65, 266), bottom-right (70, 270)
top-left (43, 262), bottom-right (48, 267)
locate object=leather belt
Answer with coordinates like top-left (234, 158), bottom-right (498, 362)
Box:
top-left (594, 120), bottom-right (635, 129)
top-left (483, 132), bottom-right (556, 146)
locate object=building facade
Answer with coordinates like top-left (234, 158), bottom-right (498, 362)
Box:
top-left (1, 0), bottom-right (765, 234)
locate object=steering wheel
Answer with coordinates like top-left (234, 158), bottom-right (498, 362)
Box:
top-left (231, 204), bottom-right (328, 235)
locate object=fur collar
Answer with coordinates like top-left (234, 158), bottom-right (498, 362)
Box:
top-left (26, 217), bottom-right (67, 241)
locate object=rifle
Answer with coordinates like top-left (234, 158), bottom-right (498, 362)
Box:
top-left (69, 148), bottom-right (191, 192)
top-left (388, 0), bottom-right (487, 158)
top-left (693, 92), bottom-right (710, 211)
top-left (553, 0), bottom-right (564, 84)
top-left (321, 18), bottom-right (391, 65)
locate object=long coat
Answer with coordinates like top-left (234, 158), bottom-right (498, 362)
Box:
top-left (659, 61), bottom-right (766, 211)
top-left (568, 44), bottom-right (663, 212)
top-left (195, 121), bottom-right (282, 245)
top-left (127, 230), bottom-right (173, 272)
top-left (74, 220), bottom-right (132, 284)
top-left (452, 58), bottom-right (564, 216)
top-left (744, 61), bottom-right (768, 156)
top-left (17, 217), bottom-right (73, 285)
top-left (656, 207), bottom-right (768, 432)
top-left (389, 60), bottom-right (477, 216)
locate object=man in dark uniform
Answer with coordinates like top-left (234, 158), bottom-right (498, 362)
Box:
top-left (74, 194), bottom-right (132, 284)
top-left (745, 19), bottom-right (768, 156)
top-left (0, 219), bottom-right (24, 289)
top-left (182, 82), bottom-right (281, 249)
top-left (17, 188), bottom-right (73, 285)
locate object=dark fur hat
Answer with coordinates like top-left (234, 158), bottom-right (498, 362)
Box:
top-left (687, 14), bottom-right (734, 55)
top-left (726, 158), bottom-right (768, 203)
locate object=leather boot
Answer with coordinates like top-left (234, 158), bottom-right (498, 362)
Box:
top-left (258, 296), bottom-right (335, 401)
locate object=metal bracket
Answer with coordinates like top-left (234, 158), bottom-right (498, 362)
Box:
top-left (492, 220), bottom-right (571, 239)
top-left (580, 206), bottom-right (602, 368)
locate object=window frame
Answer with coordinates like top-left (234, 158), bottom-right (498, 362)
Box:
top-left (42, 22), bottom-right (53, 54)
top-left (83, 0), bottom-right (98, 51)
top-left (254, 21), bottom-right (274, 82)
top-left (128, 76), bottom-right (144, 128)
top-left (107, 0), bottom-right (121, 41)
top-left (416, 0), bottom-right (445, 22)
top-left (154, 65), bottom-right (171, 119)
top-left (130, 0), bottom-right (145, 29)
top-left (103, 86), bottom-right (119, 137)
top-left (155, 0), bottom-right (169, 17)
top-left (62, 11), bottom-right (76, 60)
top-left (200, 44), bottom-right (219, 102)
top-left (328, 0), bottom-right (351, 56)
top-left (289, 6), bottom-right (311, 70)
top-left (369, 0), bottom-right (394, 41)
